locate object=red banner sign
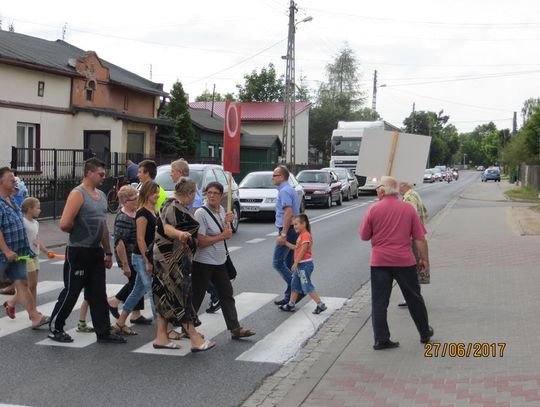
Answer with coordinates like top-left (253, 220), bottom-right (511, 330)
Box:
top-left (223, 100), bottom-right (241, 173)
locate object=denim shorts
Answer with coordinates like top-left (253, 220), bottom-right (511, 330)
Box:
top-left (291, 261), bottom-right (315, 294)
top-left (0, 260), bottom-right (28, 281)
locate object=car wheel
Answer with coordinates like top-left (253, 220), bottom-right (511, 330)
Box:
top-left (354, 188), bottom-right (359, 199)
top-left (325, 195), bottom-right (332, 208)
top-left (300, 198), bottom-right (306, 213)
top-left (347, 189), bottom-right (352, 201)
top-left (231, 204), bottom-right (240, 233)
top-left (336, 192), bottom-right (342, 206)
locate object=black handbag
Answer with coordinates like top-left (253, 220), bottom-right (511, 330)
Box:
top-left (202, 207), bottom-right (237, 280)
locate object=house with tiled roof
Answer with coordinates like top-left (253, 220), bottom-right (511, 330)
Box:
top-left (190, 101), bottom-right (310, 164)
top-left (189, 107), bottom-right (282, 178)
top-left (0, 30), bottom-right (168, 169)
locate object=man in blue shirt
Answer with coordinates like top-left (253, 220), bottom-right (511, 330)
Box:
top-left (125, 159), bottom-right (139, 184)
top-left (0, 167), bottom-right (49, 328)
top-left (272, 165), bottom-right (301, 306)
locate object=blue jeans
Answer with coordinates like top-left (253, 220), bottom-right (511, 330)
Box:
top-left (272, 227), bottom-right (298, 301)
top-left (292, 261), bottom-right (315, 295)
top-left (123, 254), bottom-right (156, 317)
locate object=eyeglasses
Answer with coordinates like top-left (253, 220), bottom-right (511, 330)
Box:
top-left (375, 185), bottom-right (384, 190)
top-left (272, 174), bottom-right (282, 178)
top-left (96, 172), bottom-right (106, 178)
top-left (206, 191), bottom-right (222, 195)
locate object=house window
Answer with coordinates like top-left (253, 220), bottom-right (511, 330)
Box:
top-left (218, 146), bottom-right (223, 161)
top-left (124, 96), bottom-right (129, 110)
top-left (127, 131), bottom-right (145, 158)
top-left (16, 123), bottom-right (39, 169)
top-left (86, 80), bottom-right (96, 101)
top-left (37, 81), bottom-right (45, 97)
top-left (208, 145), bottom-right (215, 157)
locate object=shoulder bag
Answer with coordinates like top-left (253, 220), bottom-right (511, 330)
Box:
top-left (201, 206), bottom-right (237, 280)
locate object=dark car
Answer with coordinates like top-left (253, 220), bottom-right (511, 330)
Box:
top-left (321, 167), bottom-right (359, 200)
top-left (156, 163), bottom-right (241, 232)
top-left (296, 170), bottom-right (342, 208)
top-left (481, 168), bottom-right (501, 182)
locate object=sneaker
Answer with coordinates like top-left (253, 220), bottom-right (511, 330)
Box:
top-left (76, 322), bottom-right (95, 333)
top-left (279, 303), bottom-right (296, 312)
top-left (313, 303), bottom-right (327, 315)
top-left (206, 300), bottom-right (221, 314)
top-left (48, 329), bottom-right (74, 343)
top-left (273, 298), bottom-right (288, 306)
top-left (97, 333), bottom-right (127, 344)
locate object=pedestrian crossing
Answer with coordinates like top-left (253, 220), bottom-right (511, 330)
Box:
top-left (0, 280), bottom-right (346, 364)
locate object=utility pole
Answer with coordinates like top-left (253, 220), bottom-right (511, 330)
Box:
top-left (371, 70), bottom-right (378, 111)
top-left (62, 23), bottom-right (67, 40)
top-left (512, 111), bottom-right (517, 134)
top-left (282, 0), bottom-right (297, 165)
top-left (411, 102), bottom-right (416, 133)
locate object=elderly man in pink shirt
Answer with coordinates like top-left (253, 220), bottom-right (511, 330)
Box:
top-left (360, 176), bottom-right (433, 350)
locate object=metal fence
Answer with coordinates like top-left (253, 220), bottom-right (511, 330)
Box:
top-left (519, 164), bottom-right (540, 191)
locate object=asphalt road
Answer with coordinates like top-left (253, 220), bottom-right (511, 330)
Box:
top-left (0, 171), bottom-right (478, 407)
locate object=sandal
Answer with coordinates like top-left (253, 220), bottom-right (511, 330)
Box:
top-left (153, 341), bottom-right (181, 350)
top-left (191, 339), bottom-right (216, 353)
top-left (113, 323), bottom-right (138, 336)
top-left (31, 315), bottom-right (51, 330)
top-left (231, 327), bottom-right (256, 340)
top-left (3, 301), bottom-right (16, 319)
top-left (180, 326), bottom-right (204, 340)
top-left (167, 329), bottom-right (187, 340)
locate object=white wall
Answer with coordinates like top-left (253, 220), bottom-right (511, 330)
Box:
top-left (0, 65), bottom-right (71, 107)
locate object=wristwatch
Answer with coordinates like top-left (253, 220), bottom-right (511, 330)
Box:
top-left (105, 252), bottom-right (113, 256)
top-left (280, 232), bottom-right (287, 237)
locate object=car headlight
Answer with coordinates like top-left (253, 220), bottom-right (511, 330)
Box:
top-left (265, 197), bottom-right (277, 203)
top-left (371, 177), bottom-right (378, 182)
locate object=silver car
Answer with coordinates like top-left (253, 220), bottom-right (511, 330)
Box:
top-left (155, 163), bottom-right (241, 232)
top-left (321, 167), bottom-right (359, 200)
top-left (238, 171), bottom-right (305, 219)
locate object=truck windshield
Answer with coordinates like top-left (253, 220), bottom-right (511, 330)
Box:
top-left (331, 139), bottom-right (361, 155)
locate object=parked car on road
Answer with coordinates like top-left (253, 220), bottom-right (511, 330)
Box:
top-left (155, 163), bottom-right (241, 232)
top-left (296, 170), bottom-right (342, 208)
top-left (238, 171), bottom-right (305, 219)
top-left (481, 168), bottom-right (501, 182)
top-left (321, 167), bottom-right (359, 200)
top-left (476, 165), bottom-right (485, 171)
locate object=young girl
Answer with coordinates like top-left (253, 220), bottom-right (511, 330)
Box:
top-left (279, 214), bottom-right (327, 315)
top-left (5, 197), bottom-right (51, 311)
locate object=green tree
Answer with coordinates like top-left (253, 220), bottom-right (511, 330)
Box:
top-left (309, 45), bottom-right (367, 158)
top-left (520, 107), bottom-right (540, 162)
top-left (236, 63), bottom-right (283, 102)
top-left (156, 81), bottom-right (196, 156)
top-left (521, 97), bottom-right (540, 127)
top-left (195, 90), bottom-right (235, 102)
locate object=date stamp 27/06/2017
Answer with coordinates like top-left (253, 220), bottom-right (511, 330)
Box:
top-left (424, 342), bottom-right (506, 358)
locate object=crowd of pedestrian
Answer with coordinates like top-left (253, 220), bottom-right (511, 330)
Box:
top-left (2, 159), bottom-right (433, 354)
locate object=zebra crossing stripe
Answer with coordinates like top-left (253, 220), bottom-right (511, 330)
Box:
top-left (34, 284), bottom-right (124, 347)
top-left (0, 281), bottom-right (66, 338)
top-left (236, 296), bottom-right (347, 364)
top-left (133, 292), bottom-right (277, 356)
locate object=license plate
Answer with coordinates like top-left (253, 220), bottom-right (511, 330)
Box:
top-left (305, 195), bottom-right (311, 200)
top-left (242, 206), bottom-right (260, 212)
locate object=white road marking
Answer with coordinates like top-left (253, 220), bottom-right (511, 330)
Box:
top-left (245, 238), bottom-right (266, 244)
top-left (266, 231), bottom-right (278, 237)
top-left (133, 292), bottom-right (277, 356)
top-left (227, 246), bottom-right (242, 253)
top-left (236, 296), bottom-right (347, 364)
top-left (311, 204), bottom-right (365, 224)
top-left (34, 284), bottom-right (124, 347)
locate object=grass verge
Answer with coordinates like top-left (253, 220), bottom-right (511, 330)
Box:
top-left (505, 186), bottom-right (540, 201)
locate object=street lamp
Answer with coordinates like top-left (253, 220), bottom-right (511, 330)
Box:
top-left (463, 153), bottom-right (467, 168)
top-left (282, 0), bottom-right (313, 165)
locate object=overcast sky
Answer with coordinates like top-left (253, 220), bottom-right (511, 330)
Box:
top-left (3, 0), bottom-right (540, 133)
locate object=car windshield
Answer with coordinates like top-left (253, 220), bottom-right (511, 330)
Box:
top-left (239, 173), bottom-right (275, 189)
top-left (424, 169), bottom-right (433, 174)
top-left (322, 168), bottom-right (347, 180)
top-left (297, 172), bottom-right (328, 183)
top-left (331, 138), bottom-right (361, 156)
top-left (155, 168), bottom-right (203, 191)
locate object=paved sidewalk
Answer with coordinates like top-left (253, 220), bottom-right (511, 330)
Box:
top-left (38, 213), bottom-right (116, 249)
top-left (243, 180), bottom-right (540, 407)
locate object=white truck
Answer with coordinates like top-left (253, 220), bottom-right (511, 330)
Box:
top-left (329, 120), bottom-right (399, 192)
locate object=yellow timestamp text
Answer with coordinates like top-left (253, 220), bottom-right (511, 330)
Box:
top-left (424, 342), bottom-right (506, 358)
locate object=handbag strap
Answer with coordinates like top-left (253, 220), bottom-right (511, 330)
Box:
top-left (201, 206), bottom-right (230, 255)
